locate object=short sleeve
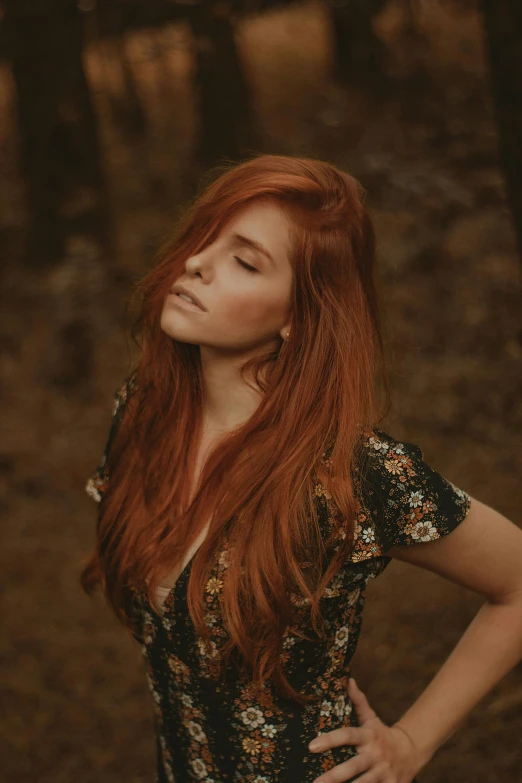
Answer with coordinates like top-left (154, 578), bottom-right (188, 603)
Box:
top-left (85, 371), bottom-right (137, 503)
top-left (359, 427), bottom-right (472, 554)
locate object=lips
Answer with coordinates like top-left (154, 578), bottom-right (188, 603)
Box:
top-left (171, 285), bottom-right (206, 311)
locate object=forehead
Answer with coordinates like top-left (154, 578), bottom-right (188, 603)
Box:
top-left (221, 200), bottom-right (293, 261)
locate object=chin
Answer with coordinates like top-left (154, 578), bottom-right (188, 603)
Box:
top-left (160, 314), bottom-right (184, 340)
top-left (160, 319), bottom-right (199, 346)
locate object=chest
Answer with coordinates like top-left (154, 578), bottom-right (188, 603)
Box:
top-left (148, 441), bottom-right (384, 613)
top-left (140, 541), bottom-right (386, 692)
top-left (153, 430), bottom-right (227, 603)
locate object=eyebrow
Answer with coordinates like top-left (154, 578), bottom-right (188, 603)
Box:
top-left (232, 233), bottom-right (275, 267)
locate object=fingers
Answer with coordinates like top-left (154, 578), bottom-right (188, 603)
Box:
top-left (309, 725), bottom-right (375, 752)
top-left (349, 678), bottom-right (378, 722)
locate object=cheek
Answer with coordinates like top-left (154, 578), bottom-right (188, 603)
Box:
top-left (223, 291), bottom-right (286, 329)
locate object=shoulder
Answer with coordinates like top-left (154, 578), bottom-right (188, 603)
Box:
top-left (359, 425), bottom-right (422, 460)
top-left (356, 426), bottom-right (471, 552)
top-left (113, 368), bottom-right (139, 413)
top-left (353, 426), bottom-right (424, 495)
top-left (84, 369), bottom-right (139, 503)
top-left (107, 369), bottom-right (139, 433)
top-left (358, 425), bottom-right (468, 504)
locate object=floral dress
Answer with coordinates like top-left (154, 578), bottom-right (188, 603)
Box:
top-left (85, 375), bottom-right (472, 783)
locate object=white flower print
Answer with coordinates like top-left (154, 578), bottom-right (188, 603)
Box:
top-left (218, 548), bottom-right (229, 569)
top-left (320, 699), bottom-right (333, 717)
top-left (333, 694), bottom-right (346, 719)
top-left (290, 593), bottom-right (310, 606)
top-left (198, 638), bottom-right (218, 658)
top-left (346, 588), bottom-right (361, 610)
top-left (411, 521), bottom-right (438, 542)
top-left (260, 723), bottom-right (277, 738)
top-left (84, 480), bottom-right (102, 502)
top-left (369, 436), bottom-right (389, 453)
top-left (361, 527), bottom-right (375, 545)
top-left (343, 698), bottom-right (353, 719)
top-left (180, 693), bottom-right (193, 708)
top-left (254, 777), bottom-right (271, 783)
top-left (334, 626), bottom-right (349, 648)
top-left (204, 611), bottom-right (219, 628)
top-left (409, 491), bottom-right (424, 508)
top-left (328, 572), bottom-right (344, 592)
top-left (187, 720), bottom-right (206, 742)
top-left (282, 634), bottom-right (296, 650)
top-left (241, 706), bottom-right (265, 729)
top-left (191, 757), bottom-right (209, 779)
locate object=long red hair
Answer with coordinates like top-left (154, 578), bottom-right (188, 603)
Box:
top-left (81, 154), bottom-right (391, 706)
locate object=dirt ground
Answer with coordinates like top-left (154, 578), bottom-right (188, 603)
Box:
top-left (1, 1), bottom-right (521, 781)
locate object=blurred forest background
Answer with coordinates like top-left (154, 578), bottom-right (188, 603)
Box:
top-left (1, 0), bottom-right (521, 781)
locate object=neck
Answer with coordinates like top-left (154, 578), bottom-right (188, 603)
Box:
top-left (199, 345), bottom-right (268, 431)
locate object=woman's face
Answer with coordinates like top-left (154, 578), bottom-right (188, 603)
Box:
top-left (160, 199), bottom-right (294, 354)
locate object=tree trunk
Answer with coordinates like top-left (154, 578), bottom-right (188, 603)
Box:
top-left (480, 0), bottom-right (522, 266)
top-left (327, 0), bottom-right (390, 93)
top-left (186, 0), bottom-right (262, 170)
top-left (4, 0), bottom-right (111, 266)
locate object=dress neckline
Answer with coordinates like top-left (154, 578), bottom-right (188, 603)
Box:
top-left (141, 551), bottom-right (196, 617)
top-left (148, 518), bottom-right (214, 612)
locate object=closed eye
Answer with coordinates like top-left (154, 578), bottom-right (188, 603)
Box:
top-left (234, 256), bottom-right (258, 273)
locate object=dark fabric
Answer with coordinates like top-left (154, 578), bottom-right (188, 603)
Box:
top-left (86, 375), bottom-right (471, 783)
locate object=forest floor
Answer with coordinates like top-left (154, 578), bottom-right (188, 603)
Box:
top-left (1, 1), bottom-right (521, 781)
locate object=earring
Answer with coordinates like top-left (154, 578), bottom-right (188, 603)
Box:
top-left (286, 331), bottom-right (290, 339)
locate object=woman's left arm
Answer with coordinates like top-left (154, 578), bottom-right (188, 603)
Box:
top-left (309, 497), bottom-right (522, 782)
top-left (386, 495), bottom-right (522, 762)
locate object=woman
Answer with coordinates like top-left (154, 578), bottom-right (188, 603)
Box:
top-left (82, 155), bottom-right (522, 783)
